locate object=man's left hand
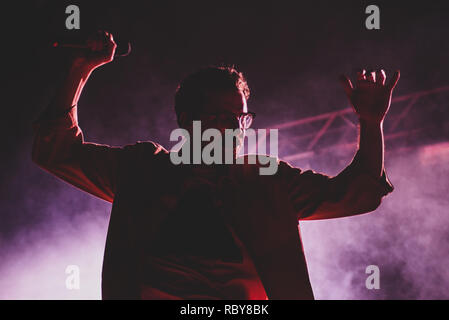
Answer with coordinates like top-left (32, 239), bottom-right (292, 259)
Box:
top-left (340, 69), bottom-right (400, 123)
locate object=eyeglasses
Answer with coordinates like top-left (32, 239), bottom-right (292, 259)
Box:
top-left (193, 111), bottom-right (256, 130)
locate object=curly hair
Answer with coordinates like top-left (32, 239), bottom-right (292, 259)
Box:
top-left (174, 65), bottom-right (250, 125)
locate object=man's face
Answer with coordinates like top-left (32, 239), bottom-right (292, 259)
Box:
top-left (201, 89), bottom-right (248, 132)
top-left (181, 89), bottom-right (249, 158)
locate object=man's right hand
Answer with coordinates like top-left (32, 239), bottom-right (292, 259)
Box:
top-left (44, 31), bottom-right (117, 113)
top-left (71, 30), bottom-right (117, 72)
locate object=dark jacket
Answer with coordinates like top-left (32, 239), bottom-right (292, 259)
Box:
top-left (32, 105), bottom-right (393, 299)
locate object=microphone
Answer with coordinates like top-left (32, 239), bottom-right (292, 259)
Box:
top-left (52, 41), bottom-right (132, 57)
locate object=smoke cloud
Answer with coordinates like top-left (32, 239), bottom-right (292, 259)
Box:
top-left (2, 1), bottom-right (449, 299)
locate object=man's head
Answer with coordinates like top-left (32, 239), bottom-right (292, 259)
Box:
top-left (174, 66), bottom-right (254, 158)
top-left (175, 66), bottom-right (252, 132)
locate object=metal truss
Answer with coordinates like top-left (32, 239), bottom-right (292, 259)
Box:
top-left (261, 85), bottom-right (449, 162)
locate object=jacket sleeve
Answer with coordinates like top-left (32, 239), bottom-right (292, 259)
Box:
top-left (31, 105), bottom-right (124, 203)
top-left (278, 159), bottom-right (394, 221)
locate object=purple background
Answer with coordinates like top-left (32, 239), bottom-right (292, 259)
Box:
top-left (2, 0), bottom-right (449, 299)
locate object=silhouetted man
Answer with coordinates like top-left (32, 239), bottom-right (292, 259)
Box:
top-left (32, 31), bottom-right (399, 299)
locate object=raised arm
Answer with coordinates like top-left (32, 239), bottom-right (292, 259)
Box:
top-left (43, 31), bottom-right (117, 118)
top-left (340, 69), bottom-right (400, 178)
top-left (282, 69), bottom-right (400, 221)
top-left (32, 31), bottom-right (122, 203)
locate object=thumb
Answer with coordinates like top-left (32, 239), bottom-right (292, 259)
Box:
top-left (339, 75), bottom-right (353, 99)
top-left (387, 70), bottom-right (400, 90)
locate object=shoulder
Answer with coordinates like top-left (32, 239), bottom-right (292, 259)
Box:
top-left (236, 154), bottom-right (278, 166)
top-left (121, 141), bottom-right (169, 164)
top-left (235, 154), bottom-right (290, 177)
top-left (123, 141), bottom-right (168, 155)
